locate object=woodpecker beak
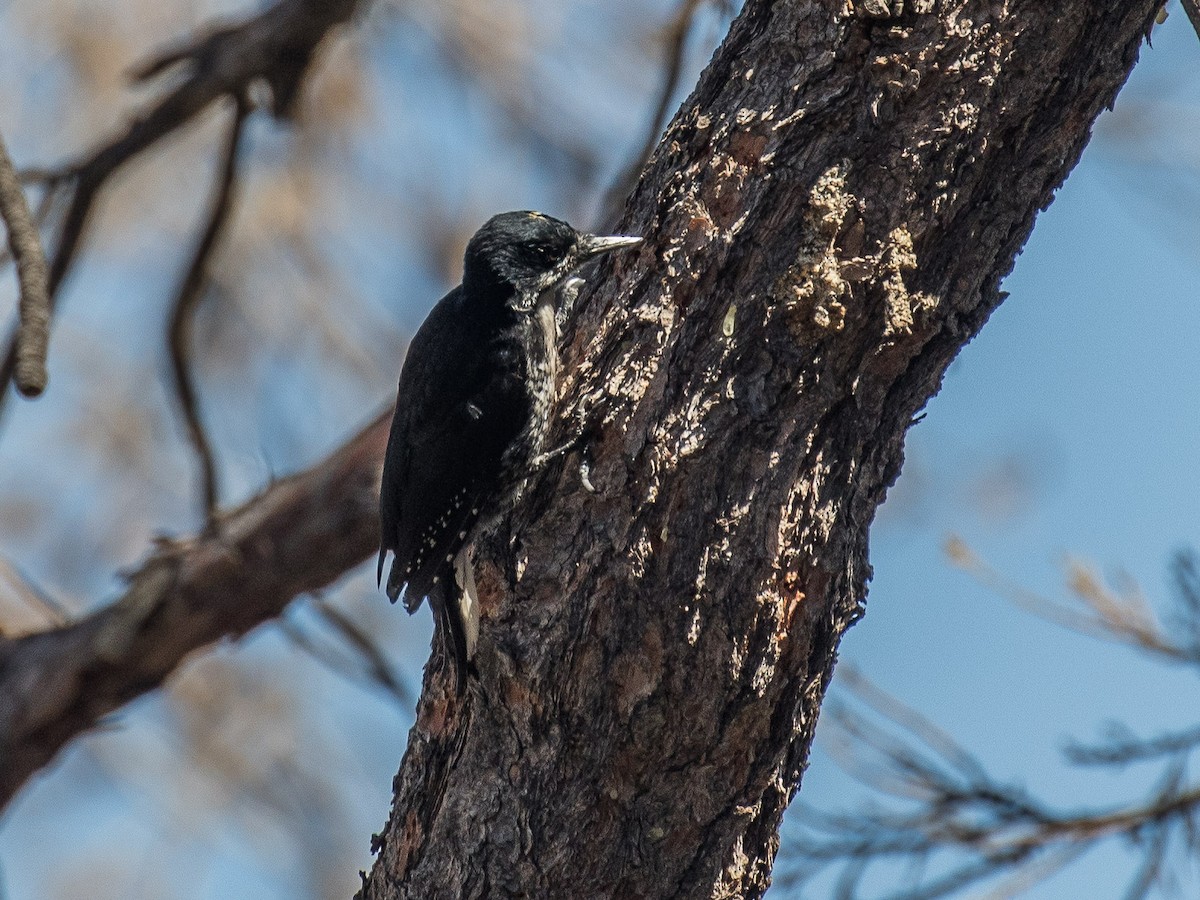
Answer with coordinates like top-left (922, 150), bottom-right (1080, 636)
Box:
top-left (577, 233), bottom-right (643, 260)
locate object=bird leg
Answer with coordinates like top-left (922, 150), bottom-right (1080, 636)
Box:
top-left (531, 417), bottom-right (604, 493)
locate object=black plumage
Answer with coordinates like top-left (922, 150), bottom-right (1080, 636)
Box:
top-left (378, 211), bottom-right (641, 693)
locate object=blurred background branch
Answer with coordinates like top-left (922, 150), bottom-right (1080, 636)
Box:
top-left (166, 94), bottom-right (249, 521)
top-left (278, 593), bottom-right (415, 708)
top-left (0, 409), bottom-right (388, 809)
top-left (781, 548), bottom-right (1200, 899)
top-left (597, 0), bottom-right (735, 227)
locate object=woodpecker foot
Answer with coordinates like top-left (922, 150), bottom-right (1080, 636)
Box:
top-left (533, 418), bottom-right (603, 492)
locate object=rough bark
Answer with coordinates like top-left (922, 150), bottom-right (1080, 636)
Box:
top-left (0, 413), bottom-right (388, 806)
top-left (360, 2), bottom-right (1161, 899)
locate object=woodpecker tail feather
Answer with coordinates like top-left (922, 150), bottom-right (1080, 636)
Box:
top-left (384, 556), bottom-right (405, 605)
top-left (429, 579), bottom-right (469, 696)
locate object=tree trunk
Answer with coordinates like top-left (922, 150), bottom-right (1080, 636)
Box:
top-left (359, 2), bottom-right (1161, 898)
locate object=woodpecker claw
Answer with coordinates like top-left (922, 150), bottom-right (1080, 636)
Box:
top-left (556, 275), bottom-right (587, 328)
top-left (580, 457), bottom-right (597, 494)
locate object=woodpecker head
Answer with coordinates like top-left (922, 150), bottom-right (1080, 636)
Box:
top-left (463, 211), bottom-right (641, 311)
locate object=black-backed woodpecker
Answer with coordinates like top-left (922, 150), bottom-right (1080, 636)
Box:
top-left (377, 211), bottom-right (641, 693)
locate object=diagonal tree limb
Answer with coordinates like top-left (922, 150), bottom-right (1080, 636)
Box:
top-left (279, 596), bottom-right (414, 709)
top-left (167, 95), bottom-right (250, 522)
top-left (0, 131), bottom-right (51, 398)
top-left (0, 0), bottom-right (362, 419)
top-left (0, 409), bottom-right (389, 810)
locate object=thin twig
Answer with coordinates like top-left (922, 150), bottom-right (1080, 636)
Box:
top-left (0, 132), bottom-right (51, 397)
top-left (0, 171), bottom-right (66, 271)
top-left (280, 592), bottom-right (414, 709)
top-left (279, 612), bottom-right (413, 706)
top-left (168, 95), bottom-right (249, 521)
top-left (945, 537), bottom-right (1200, 666)
top-left (1065, 722), bottom-right (1200, 767)
top-left (974, 842), bottom-right (1090, 900)
top-left (598, 0), bottom-right (712, 228)
top-left (312, 596), bottom-right (413, 706)
top-left (788, 668), bottom-right (1200, 898)
top-left (839, 666), bottom-right (991, 785)
top-left (0, 556), bottom-right (71, 636)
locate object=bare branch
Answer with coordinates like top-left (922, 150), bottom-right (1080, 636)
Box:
top-left (1065, 722), bottom-right (1200, 767)
top-left (167, 95), bottom-right (250, 521)
top-left (1168, 549), bottom-right (1200, 653)
top-left (838, 666), bottom-right (992, 787)
top-left (972, 843), bottom-right (1090, 900)
top-left (278, 600), bottom-right (413, 708)
top-left (0, 409), bottom-right (389, 810)
top-left (792, 546), bottom-right (1200, 895)
top-left (0, 0), bottom-right (362, 418)
top-left (0, 557), bottom-right (70, 636)
top-left (0, 132), bottom-right (51, 398)
top-left (279, 590), bottom-right (415, 708)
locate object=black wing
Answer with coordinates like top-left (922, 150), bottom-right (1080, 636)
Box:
top-left (378, 285), bottom-right (526, 612)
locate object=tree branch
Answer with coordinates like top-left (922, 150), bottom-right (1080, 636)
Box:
top-left (785, 672), bottom-right (1200, 900)
top-left (785, 547), bottom-right (1200, 896)
top-left (947, 538), bottom-right (1200, 666)
top-left (0, 131), bottom-right (51, 398)
top-left (314, 595), bottom-right (415, 707)
top-left (278, 596), bottom-right (414, 708)
top-left (0, 410), bottom-right (389, 809)
top-left (1179, 0), bottom-right (1200, 42)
